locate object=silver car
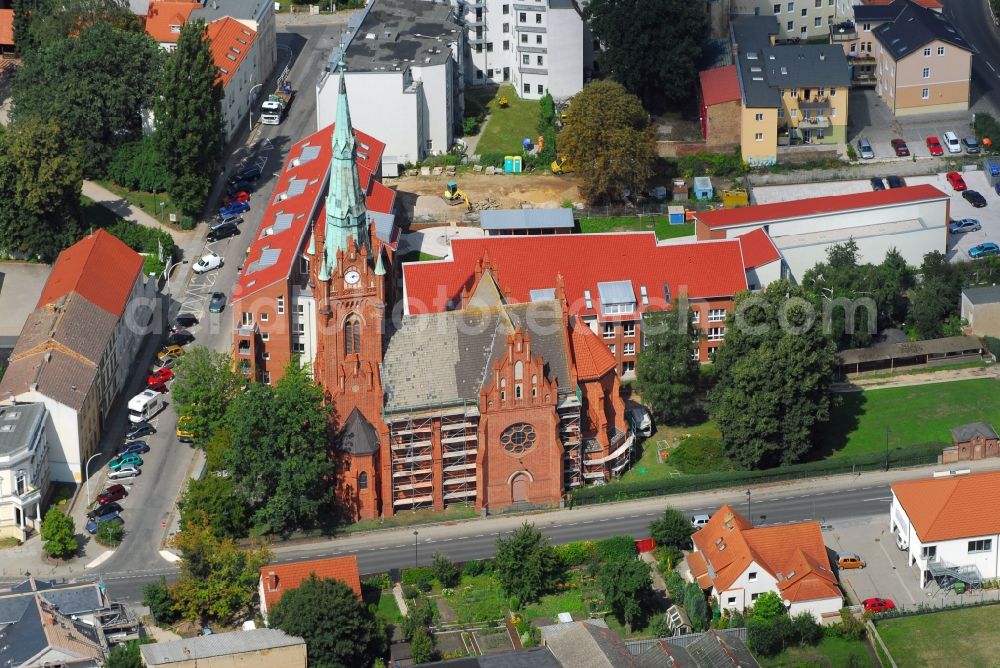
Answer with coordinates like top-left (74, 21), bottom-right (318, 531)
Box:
top-left (108, 466), bottom-right (140, 481)
top-left (948, 218), bottom-right (981, 234)
top-left (857, 137), bottom-right (875, 160)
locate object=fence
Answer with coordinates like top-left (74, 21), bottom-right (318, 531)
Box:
top-left (872, 594), bottom-right (1000, 624)
top-left (573, 442), bottom-right (945, 506)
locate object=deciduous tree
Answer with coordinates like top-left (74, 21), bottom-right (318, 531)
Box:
top-left (599, 557), bottom-right (652, 630)
top-left (40, 508), bottom-right (76, 558)
top-left (650, 507), bottom-right (693, 549)
top-left (637, 302), bottom-right (701, 424)
top-left (155, 19), bottom-right (223, 215)
top-left (751, 591), bottom-right (785, 621)
top-left (270, 575), bottom-right (385, 668)
top-left (142, 577), bottom-right (179, 625)
top-left (585, 0), bottom-right (708, 109)
top-left (179, 474), bottom-right (250, 539)
top-left (556, 80), bottom-right (655, 204)
top-left (171, 348), bottom-right (243, 446)
top-left (431, 553), bottom-right (460, 588)
top-left (710, 281), bottom-right (837, 469)
top-left (494, 522), bottom-right (563, 606)
top-left (104, 640), bottom-right (143, 668)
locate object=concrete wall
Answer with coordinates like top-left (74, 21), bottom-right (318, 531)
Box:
top-left (412, 60), bottom-right (454, 156)
top-left (546, 6), bottom-right (584, 99)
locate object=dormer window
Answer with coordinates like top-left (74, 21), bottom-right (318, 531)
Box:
top-left (170, 24), bottom-right (181, 33)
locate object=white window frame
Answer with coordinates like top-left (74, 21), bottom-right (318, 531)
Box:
top-left (707, 327), bottom-right (725, 341)
top-left (603, 323), bottom-right (616, 339)
top-left (624, 343), bottom-right (635, 356)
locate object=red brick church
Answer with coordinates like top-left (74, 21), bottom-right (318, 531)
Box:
top-left (234, 67), bottom-right (632, 521)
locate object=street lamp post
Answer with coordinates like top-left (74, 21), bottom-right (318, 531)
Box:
top-left (413, 530), bottom-right (419, 567)
top-left (248, 82), bottom-right (264, 137)
top-left (85, 453), bottom-right (102, 506)
top-left (746, 489), bottom-right (751, 527)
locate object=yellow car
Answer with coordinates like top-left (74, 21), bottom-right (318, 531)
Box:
top-left (158, 344), bottom-right (185, 361)
top-left (176, 415), bottom-right (194, 443)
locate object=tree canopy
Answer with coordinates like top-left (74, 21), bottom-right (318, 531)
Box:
top-left (637, 302), bottom-right (701, 425)
top-left (11, 21), bottom-right (162, 173)
top-left (598, 556), bottom-right (652, 629)
top-left (710, 281), bottom-right (837, 469)
top-left (155, 18), bottom-right (224, 215)
top-left (494, 522), bottom-right (563, 606)
top-left (910, 251), bottom-right (966, 339)
top-left (270, 575), bottom-right (385, 668)
top-left (40, 508), bottom-right (76, 558)
top-left (171, 348), bottom-right (243, 446)
top-left (650, 507), bottom-right (693, 549)
top-left (585, 0), bottom-right (708, 110)
top-left (556, 80), bottom-right (656, 204)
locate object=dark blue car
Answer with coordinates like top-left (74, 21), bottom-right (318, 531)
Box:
top-left (117, 441), bottom-right (150, 457)
top-left (86, 511), bottom-right (123, 534)
top-left (219, 200), bottom-right (250, 218)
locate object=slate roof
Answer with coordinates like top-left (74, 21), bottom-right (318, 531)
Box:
top-left (873, 0), bottom-right (974, 60)
top-left (0, 403), bottom-right (45, 457)
top-left (893, 471), bottom-right (1000, 542)
top-left (141, 628), bottom-right (305, 665)
top-left (950, 422), bottom-right (999, 443)
top-left (853, 0), bottom-right (907, 21)
top-left (963, 285), bottom-right (1000, 305)
top-left (341, 407), bottom-right (380, 455)
top-left (541, 619), bottom-right (637, 668)
top-left (637, 630), bottom-right (761, 668)
top-left (731, 16), bottom-right (781, 108)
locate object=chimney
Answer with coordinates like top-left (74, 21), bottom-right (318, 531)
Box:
top-left (268, 571), bottom-right (278, 591)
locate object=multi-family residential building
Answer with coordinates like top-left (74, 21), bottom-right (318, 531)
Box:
top-left (206, 17), bottom-right (259, 141)
top-left (143, 0), bottom-right (201, 50)
top-left (190, 0), bottom-right (277, 85)
top-left (0, 403), bottom-right (52, 541)
top-left (871, 0), bottom-right (974, 115)
top-left (315, 0), bottom-right (464, 164)
top-left (454, 0), bottom-right (586, 100)
top-left (687, 505), bottom-right (843, 621)
top-left (0, 230), bottom-right (154, 482)
top-left (730, 0), bottom-right (842, 40)
top-left (891, 471), bottom-right (1000, 589)
top-left (731, 16), bottom-right (850, 166)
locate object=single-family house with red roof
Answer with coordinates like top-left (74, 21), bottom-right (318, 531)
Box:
top-left (259, 556), bottom-right (362, 624)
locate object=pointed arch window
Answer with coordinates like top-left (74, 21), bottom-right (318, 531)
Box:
top-left (358, 471), bottom-right (368, 490)
top-left (344, 316), bottom-right (361, 355)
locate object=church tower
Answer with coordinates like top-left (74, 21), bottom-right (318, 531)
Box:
top-left (310, 64), bottom-right (390, 520)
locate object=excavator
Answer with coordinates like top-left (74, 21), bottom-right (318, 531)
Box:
top-left (551, 156), bottom-right (574, 175)
top-left (443, 181), bottom-right (472, 210)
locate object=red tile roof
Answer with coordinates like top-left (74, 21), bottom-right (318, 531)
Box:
top-left (700, 65), bottom-right (741, 107)
top-left (403, 234), bottom-right (747, 319)
top-left (37, 229), bottom-right (144, 318)
top-left (738, 228), bottom-right (782, 270)
top-left (206, 17), bottom-right (256, 89)
top-left (232, 122), bottom-right (389, 305)
top-left (0, 9), bottom-right (14, 47)
top-left (695, 184), bottom-right (950, 229)
top-left (260, 556), bottom-right (362, 613)
top-left (143, 1), bottom-right (199, 43)
top-left (571, 321), bottom-right (617, 380)
top-left (893, 471), bottom-right (1000, 542)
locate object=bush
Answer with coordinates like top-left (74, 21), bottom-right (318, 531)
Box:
top-left (654, 545), bottom-right (683, 573)
top-left (791, 612), bottom-right (823, 646)
top-left (538, 93), bottom-right (556, 134)
top-left (143, 577), bottom-right (179, 624)
top-left (107, 136), bottom-right (171, 193)
top-left (40, 508), bottom-right (76, 559)
top-left (402, 566), bottom-right (435, 592)
top-left (363, 574), bottom-right (391, 591)
top-left (683, 582), bottom-right (708, 631)
top-left (410, 625), bottom-right (436, 663)
top-left (402, 598), bottom-right (435, 640)
top-left (595, 535), bottom-right (637, 564)
top-left (974, 112), bottom-right (1000, 149)
top-left (669, 434), bottom-right (731, 474)
top-left (463, 559), bottom-right (488, 577)
top-left (105, 220), bottom-right (175, 276)
top-left (554, 541), bottom-right (596, 567)
top-left (831, 608), bottom-right (865, 640)
top-left (677, 150), bottom-right (746, 179)
top-left (747, 617), bottom-right (785, 657)
top-left (477, 152), bottom-right (508, 168)
top-left (96, 520), bottom-right (124, 547)
top-left (431, 553), bottom-right (460, 588)
top-left (665, 571), bottom-right (686, 604)
top-left (845, 144), bottom-right (858, 161)
top-left (650, 613), bottom-right (671, 638)
top-left (402, 584), bottom-right (419, 599)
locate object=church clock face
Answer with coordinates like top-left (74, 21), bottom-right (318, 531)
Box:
top-left (344, 269), bottom-right (361, 285)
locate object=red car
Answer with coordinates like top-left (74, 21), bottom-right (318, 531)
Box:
top-left (946, 171), bottom-right (967, 191)
top-left (926, 136), bottom-right (944, 156)
top-left (147, 367), bottom-right (175, 386)
top-left (863, 597), bottom-right (896, 613)
top-left (891, 138), bottom-right (910, 157)
top-left (147, 381), bottom-right (169, 394)
top-left (97, 484), bottom-right (128, 506)
top-left (222, 191), bottom-right (251, 205)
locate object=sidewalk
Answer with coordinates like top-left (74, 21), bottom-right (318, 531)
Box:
top-left (82, 181), bottom-right (193, 247)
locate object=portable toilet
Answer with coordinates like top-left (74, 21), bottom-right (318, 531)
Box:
top-left (504, 155), bottom-right (523, 173)
top-left (693, 176), bottom-right (714, 201)
top-left (667, 205), bottom-right (685, 225)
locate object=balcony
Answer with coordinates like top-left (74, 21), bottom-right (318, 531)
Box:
top-left (797, 115), bottom-right (831, 129)
top-left (829, 21), bottom-right (857, 42)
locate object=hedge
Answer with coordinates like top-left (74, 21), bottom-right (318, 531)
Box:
top-left (105, 221), bottom-right (175, 277)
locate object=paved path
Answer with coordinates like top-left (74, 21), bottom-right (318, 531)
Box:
top-left (834, 363), bottom-right (1000, 392)
top-left (81, 181), bottom-right (193, 247)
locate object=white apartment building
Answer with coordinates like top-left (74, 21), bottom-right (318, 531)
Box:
top-left (730, 0), bottom-right (846, 40)
top-left (457, 0), bottom-right (586, 100)
top-left (207, 17), bottom-right (261, 142)
top-left (315, 0), bottom-right (464, 163)
top-left (0, 403), bottom-right (51, 542)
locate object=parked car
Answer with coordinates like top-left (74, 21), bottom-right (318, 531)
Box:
top-left (690, 514), bottom-right (710, 529)
top-left (108, 466), bottom-right (140, 481)
top-left (963, 190), bottom-right (988, 208)
top-left (86, 511), bottom-right (123, 535)
top-left (219, 200), bottom-right (250, 217)
top-left (87, 502), bottom-right (122, 521)
top-left (949, 218), bottom-right (981, 234)
top-left (837, 552), bottom-right (866, 569)
top-left (214, 214), bottom-right (244, 227)
top-left (891, 138), bottom-right (910, 157)
top-left (117, 441), bottom-right (150, 457)
top-left (944, 131), bottom-right (962, 153)
top-left (925, 136), bottom-right (944, 156)
top-left (870, 177), bottom-right (886, 191)
top-left (222, 190), bottom-right (250, 205)
top-left (886, 175), bottom-right (905, 189)
top-left (963, 136), bottom-right (981, 154)
top-left (946, 171), bottom-right (967, 191)
top-left (207, 221), bottom-right (240, 242)
top-left (97, 484), bottom-right (128, 505)
top-left (173, 313), bottom-right (199, 329)
top-left (228, 164), bottom-right (262, 185)
top-left (154, 356), bottom-right (178, 372)
top-left (192, 252), bottom-right (223, 274)
top-left (226, 179), bottom-right (255, 196)
top-left (158, 344), bottom-right (185, 361)
top-left (166, 330), bottom-right (195, 346)
top-left (857, 137), bottom-right (875, 159)
top-left (969, 242), bottom-right (1000, 259)
top-left (209, 292), bottom-right (227, 313)
top-left (147, 381), bottom-right (169, 394)
top-left (896, 533), bottom-right (908, 551)
top-left (109, 453), bottom-right (142, 471)
top-left (863, 598), bottom-right (896, 613)
top-left (147, 368), bottom-right (174, 386)
top-left (126, 422), bottom-right (154, 440)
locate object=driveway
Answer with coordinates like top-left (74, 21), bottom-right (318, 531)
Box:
top-left (847, 89), bottom-right (975, 160)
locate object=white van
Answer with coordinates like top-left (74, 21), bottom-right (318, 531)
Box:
top-left (628, 406), bottom-right (653, 437)
top-left (691, 514), bottom-right (711, 529)
top-left (128, 389), bottom-right (163, 423)
top-left (943, 131), bottom-right (962, 154)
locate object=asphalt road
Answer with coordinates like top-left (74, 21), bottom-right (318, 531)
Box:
top-left (944, 0), bottom-right (1000, 114)
top-left (99, 480), bottom-right (894, 603)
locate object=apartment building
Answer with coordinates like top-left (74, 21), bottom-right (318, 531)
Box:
top-left (872, 0), bottom-right (974, 115)
top-left (0, 403), bottom-right (52, 541)
top-left (190, 0), bottom-right (277, 87)
top-left (732, 16), bottom-right (850, 166)
top-left (457, 0), bottom-right (586, 100)
top-left (315, 0), bottom-right (464, 163)
top-left (730, 0), bottom-right (842, 40)
top-left (207, 17), bottom-right (259, 142)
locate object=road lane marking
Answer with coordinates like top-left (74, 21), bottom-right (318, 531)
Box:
top-left (862, 497), bottom-right (892, 502)
top-left (87, 551), bottom-right (117, 569)
top-left (990, 62), bottom-right (997, 73)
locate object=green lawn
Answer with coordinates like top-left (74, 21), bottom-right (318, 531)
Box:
top-left (399, 250), bottom-right (444, 263)
top-left (340, 503), bottom-right (477, 534)
top-left (877, 606), bottom-right (1000, 667)
top-left (448, 574), bottom-right (508, 624)
top-left (760, 636), bottom-right (874, 667)
top-left (818, 379), bottom-right (1000, 459)
top-left (476, 86), bottom-right (540, 155)
top-left (95, 180), bottom-right (188, 229)
top-left (615, 423), bottom-right (722, 484)
top-left (368, 589), bottom-right (403, 626)
top-left (579, 217), bottom-right (695, 241)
